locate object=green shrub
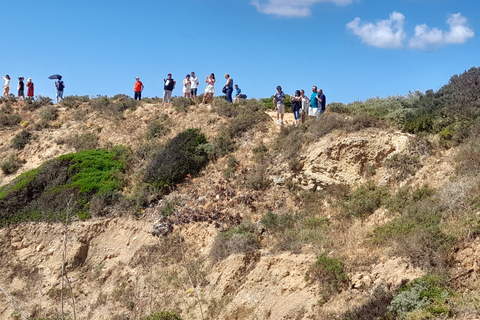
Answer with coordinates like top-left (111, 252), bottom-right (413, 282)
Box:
top-left (0, 149), bottom-right (126, 226)
top-left (340, 181), bottom-right (390, 218)
top-left (144, 128), bottom-right (209, 190)
top-left (39, 105), bottom-right (57, 121)
top-left (387, 275), bottom-right (452, 319)
top-left (370, 195), bottom-right (452, 269)
top-left (140, 311), bottom-right (182, 320)
top-left (306, 253), bottom-right (349, 299)
top-left (11, 130), bottom-right (32, 150)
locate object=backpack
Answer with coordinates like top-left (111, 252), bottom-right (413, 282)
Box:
top-left (57, 80), bottom-right (64, 91)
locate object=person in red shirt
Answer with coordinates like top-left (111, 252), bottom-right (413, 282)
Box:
top-left (26, 78), bottom-right (34, 98)
top-left (134, 77), bottom-right (144, 100)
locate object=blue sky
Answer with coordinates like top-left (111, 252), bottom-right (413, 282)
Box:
top-left (1, 0), bottom-right (477, 103)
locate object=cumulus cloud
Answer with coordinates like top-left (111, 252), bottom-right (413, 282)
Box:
top-left (409, 13), bottom-right (474, 50)
top-left (251, 0), bottom-right (353, 17)
top-left (346, 11), bottom-right (406, 48)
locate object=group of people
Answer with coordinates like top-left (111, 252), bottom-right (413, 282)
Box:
top-left (1, 74), bottom-right (66, 103)
top-left (133, 72), bottom-right (245, 106)
top-left (273, 85), bottom-right (326, 126)
top-left (2, 75), bottom-right (34, 100)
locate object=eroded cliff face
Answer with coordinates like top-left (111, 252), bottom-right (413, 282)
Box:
top-left (0, 104), bottom-right (471, 320)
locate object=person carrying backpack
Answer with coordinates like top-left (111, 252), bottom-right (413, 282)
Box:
top-left (55, 76), bottom-right (65, 103)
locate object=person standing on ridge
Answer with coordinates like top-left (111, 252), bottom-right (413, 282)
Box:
top-left (309, 85), bottom-right (318, 119)
top-left (317, 88), bottom-right (326, 116)
top-left (224, 73), bottom-right (233, 103)
top-left (190, 71), bottom-right (199, 104)
top-left (55, 76), bottom-right (65, 103)
top-left (300, 89), bottom-right (309, 123)
top-left (183, 74), bottom-right (191, 98)
top-left (273, 85), bottom-right (285, 125)
top-left (26, 78), bottom-right (34, 98)
top-left (2, 75), bottom-right (10, 97)
top-left (134, 77), bottom-right (144, 100)
top-left (163, 73), bottom-right (176, 103)
top-left (200, 73), bottom-right (215, 107)
top-left (17, 77), bottom-right (25, 100)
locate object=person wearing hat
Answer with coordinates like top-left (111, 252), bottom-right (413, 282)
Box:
top-left (26, 78), bottom-right (34, 98)
top-left (134, 77), bottom-right (144, 100)
top-left (17, 77), bottom-right (25, 100)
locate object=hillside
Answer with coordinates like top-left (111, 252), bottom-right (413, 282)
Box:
top-left (1, 68), bottom-right (480, 320)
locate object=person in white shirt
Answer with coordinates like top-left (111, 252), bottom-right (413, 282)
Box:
top-left (190, 71), bottom-right (200, 104)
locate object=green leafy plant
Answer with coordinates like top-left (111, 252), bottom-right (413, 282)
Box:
top-left (340, 181), bottom-right (390, 218)
top-left (387, 275), bottom-right (452, 319)
top-left (139, 311), bottom-right (182, 320)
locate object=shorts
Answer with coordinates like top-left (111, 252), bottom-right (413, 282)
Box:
top-left (191, 88), bottom-right (198, 96)
top-left (205, 84), bottom-right (215, 94)
top-left (183, 86), bottom-right (191, 94)
top-left (276, 102), bottom-right (285, 114)
top-left (56, 90), bottom-right (64, 99)
top-left (3, 86), bottom-right (9, 95)
top-left (18, 89), bottom-right (24, 97)
top-left (309, 107), bottom-right (318, 117)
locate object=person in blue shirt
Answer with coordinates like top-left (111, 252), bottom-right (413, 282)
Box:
top-left (309, 85), bottom-right (318, 119)
top-left (234, 84), bottom-right (242, 102)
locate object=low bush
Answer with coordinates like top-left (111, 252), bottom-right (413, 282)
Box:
top-left (11, 130), bottom-right (32, 150)
top-left (170, 96), bottom-right (194, 112)
top-left (383, 152), bottom-right (421, 182)
top-left (387, 275), bottom-right (452, 319)
top-left (340, 181), bottom-right (390, 218)
top-left (306, 253), bottom-right (349, 300)
top-left (61, 95), bottom-right (90, 108)
top-left (209, 221), bottom-right (260, 262)
top-left (39, 105), bottom-right (57, 122)
top-left (238, 164), bottom-right (270, 191)
top-left (90, 95), bottom-right (137, 116)
top-left (146, 114), bottom-right (171, 139)
top-left (260, 211), bottom-right (329, 252)
top-left (0, 155), bottom-right (22, 175)
top-left (144, 128), bottom-right (209, 190)
top-left (370, 194), bottom-right (452, 269)
top-left (56, 132), bottom-right (99, 151)
top-left (455, 136), bottom-right (480, 177)
top-left (0, 112), bottom-right (21, 127)
top-left (223, 156), bottom-right (239, 178)
top-left (24, 95), bottom-right (52, 111)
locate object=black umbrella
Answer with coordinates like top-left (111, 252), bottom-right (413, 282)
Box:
top-left (48, 74), bottom-right (62, 80)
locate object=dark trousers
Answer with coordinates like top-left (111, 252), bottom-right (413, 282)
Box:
top-left (134, 91), bottom-right (142, 100)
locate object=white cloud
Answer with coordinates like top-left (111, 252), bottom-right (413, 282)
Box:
top-left (409, 13), bottom-right (474, 50)
top-left (251, 0), bottom-right (353, 17)
top-left (346, 11), bottom-right (406, 48)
